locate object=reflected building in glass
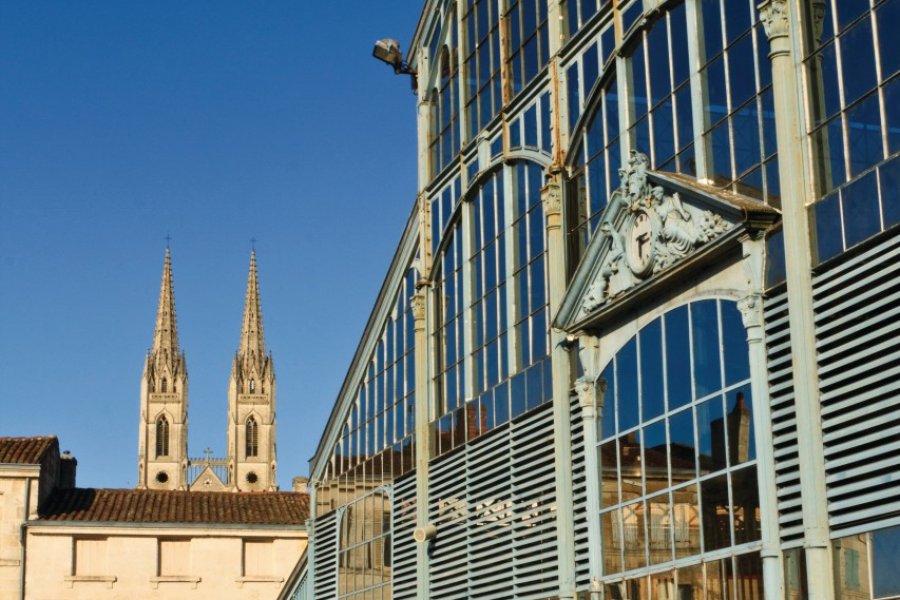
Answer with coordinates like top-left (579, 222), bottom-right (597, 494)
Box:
top-left (288, 1), bottom-right (900, 599)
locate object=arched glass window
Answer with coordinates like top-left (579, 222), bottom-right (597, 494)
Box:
top-left (595, 299), bottom-right (760, 580)
top-left (246, 416), bottom-right (259, 458)
top-left (156, 416), bottom-right (169, 457)
top-left (250, 378), bottom-right (256, 393)
top-left (430, 38), bottom-right (461, 177)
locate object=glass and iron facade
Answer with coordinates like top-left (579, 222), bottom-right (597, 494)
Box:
top-left (298, 1), bottom-right (900, 599)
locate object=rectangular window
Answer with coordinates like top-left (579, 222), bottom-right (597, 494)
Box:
top-left (243, 540), bottom-right (274, 577)
top-left (74, 538), bottom-right (107, 575)
top-left (159, 539), bottom-right (190, 576)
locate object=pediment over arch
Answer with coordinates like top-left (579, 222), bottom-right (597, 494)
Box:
top-left (555, 151), bottom-right (779, 335)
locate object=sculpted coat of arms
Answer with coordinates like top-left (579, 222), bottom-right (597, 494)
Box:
top-left (582, 151), bottom-right (730, 314)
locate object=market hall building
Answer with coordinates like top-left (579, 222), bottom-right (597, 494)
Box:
top-left (291, 0), bottom-right (900, 598)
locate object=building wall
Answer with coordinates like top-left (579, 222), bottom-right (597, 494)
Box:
top-left (24, 525), bottom-right (306, 600)
top-left (0, 467), bottom-right (39, 599)
top-left (303, 0), bottom-right (900, 598)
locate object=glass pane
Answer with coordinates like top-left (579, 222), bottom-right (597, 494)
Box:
top-left (701, 474), bottom-right (731, 552)
top-left (691, 300), bottom-right (723, 399)
top-left (726, 384), bottom-right (755, 463)
top-left (721, 301), bottom-right (750, 386)
top-left (696, 396), bottom-right (727, 471)
top-left (731, 465), bottom-right (761, 545)
top-left (665, 305), bottom-right (693, 409)
top-left (669, 407), bottom-right (697, 478)
top-left (617, 339), bottom-right (640, 431)
top-left (622, 500), bottom-right (647, 570)
top-left (647, 494), bottom-right (673, 565)
top-left (640, 319), bottom-right (666, 420)
top-left (643, 420), bottom-right (668, 495)
top-left (672, 484), bottom-right (701, 559)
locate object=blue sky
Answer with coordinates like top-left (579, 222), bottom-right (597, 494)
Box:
top-left (0, 1), bottom-right (421, 489)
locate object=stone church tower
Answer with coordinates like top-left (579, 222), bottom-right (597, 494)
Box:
top-left (226, 251), bottom-right (277, 491)
top-left (138, 248), bottom-right (189, 490)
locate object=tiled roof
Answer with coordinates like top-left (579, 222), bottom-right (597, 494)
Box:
top-left (0, 436), bottom-right (58, 465)
top-left (39, 488), bottom-right (310, 526)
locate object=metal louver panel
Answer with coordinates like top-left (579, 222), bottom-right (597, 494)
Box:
top-left (813, 230), bottom-right (900, 534)
top-left (428, 402), bottom-right (559, 599)
top-left (313, 511), bottom-right (338, 599)
top-left (764, 288), bottom-right (804, 546)
top-left (570, 398), bottom-right (590, 588)
top-left (392, 472), bottom-right (418, 600)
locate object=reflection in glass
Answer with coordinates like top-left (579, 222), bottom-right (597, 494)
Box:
top-left (669, 408), bottom-right (697, 479)
top-left (665, 305), bottom-right (692, 410)
top-left (642, 421), bottom-right (668, 495)
top-left (601, 508), bottom-right (623, 575)
top-left (731, 465), bottom-right (761, 545)
top-left (692, 301), bottom-right (722, 398)
top-left (696, 396), bottom-right (727, 472)
top-left (701, 474), bottom-right (731, 552)
top-left (622, 500), bottom-right (647, 571)
top-left (646, 493), bottom-right (673, 565)
top-left (617, 339), bottom-right (640, 431)
top-left (640, 320), bottom-right (665, 420)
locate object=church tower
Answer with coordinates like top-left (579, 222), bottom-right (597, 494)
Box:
top-left (138, 247), bottom-right (189, 490)
top-left (227, 251), bottom-right (277, 491)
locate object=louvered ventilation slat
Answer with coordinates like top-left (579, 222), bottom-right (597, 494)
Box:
top-left (765, 289), bottom-right (804, 547)
top-left (426, 401), bottom-right (561, 599)
top-left (392, 473), bottom-right (418, 600)
top-left (813, 229), bottom-right (900, 536)
top-left (570, 399), bottom-right (591, 590)
top-left (313, 511), bottom-right (338, 599)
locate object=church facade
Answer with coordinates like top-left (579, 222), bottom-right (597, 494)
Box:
top-left (138, 248), bottom-right (278, 492)
top-left (296, 0), bottom-right (900, 599)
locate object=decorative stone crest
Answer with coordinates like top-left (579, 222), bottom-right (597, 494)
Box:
top-left (581, 151), bottom-right (730, 315)
top-left (411, 291), bottom-right (426, 322)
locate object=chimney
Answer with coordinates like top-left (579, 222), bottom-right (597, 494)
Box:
top-left (59, 451), bottom-right (77, 489)
top-left (292, 476), bottom-right (308, 494)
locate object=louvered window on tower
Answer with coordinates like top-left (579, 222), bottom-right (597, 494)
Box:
top-left (161, 377), bottom-right (167, 393)
top-left (156, 416), bottom-right (169, 457)
top-left (246, 417), bottom-right (259, 457)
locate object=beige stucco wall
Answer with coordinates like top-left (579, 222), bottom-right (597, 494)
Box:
top-left (0, 467), bottom-right (40, 600)
top-left (24, 524), bottom-right (306, 600)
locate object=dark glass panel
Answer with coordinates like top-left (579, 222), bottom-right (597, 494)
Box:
top-left (665, 305), bottom-right (693, 409)
top-left (878, 0), bottom-right (900, 79)
top-left (668, 408), bottom-right (697, 479)
top-left (847, 92), bottom-right (884, 177)
top-left (731, 465), bottom-right (761, 545)
top-left (652, 103), bottom-right (676, 167)
top-left (732, 102), bottom-right (763, 177)
top-left (617, 339), bottom-right (640, 431)
top-left (837, 0), bottom-right (871, 31)
top-left (675, 84), bottom-right (694, 150)
top-left (511, 370), bottom-right (527, 417)
top-left (726, 384), bottom-right (755, 463)
top-left (494, 380), bottom-right (509, 425)
top-left (842, 167), bottom-right (880, 247)
top-left (691, 300), bottom-right (723, 399)
top-left (700, 474), bottom-right (731, 551)
top-left (721, 301), bottom-right (750, 386)
top-left (725, 0), bottom-right (752, 44)
top-left (887, 76), bottom-right (900, 154)
top-left (532, 308), bottom-right (547, 360)
top-left (727, 34), bottom-right (758, 109)
top-left (696, 396), bottom-right (727, 472)
top-left (881, 155), bottom-right (900, 228)
top-left (670, 3), bottom-right (690, 86)
top-left (584, 43), bottom-right (599, 98)
top-left (640, 320), bottom-right (665, 420)
top-left (841, 18), bottom-right (877, 106)
top-left (524, 104), bottom-right (538, 147)
top-left (873, 525), bottom-right (900, 596)
top-left (647, 17), bottom-right (670, 106)
top-left (705, 55), bottom-right (728, 125)
top-left (526, 361), bottom-right (542, 409)
top-left (702, 0), bottom-right (724, 59)
top-left (709, 118), bottom-right (733, 184)
top-left (540, 92), bottom-right (552, 153)
top-left (568, 63), bottom-right (581, 132)
top-left (631, 42), bottom-right (648, 121)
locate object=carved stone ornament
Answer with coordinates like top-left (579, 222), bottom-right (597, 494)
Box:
top-left (541, 169), bottom-right (563, 217)
top-left (581, 151), bottom-right (730, 316)
top-left (411, 291), bottom-right (426, 322)
top-left (759, 0), bottom-right (790, 40)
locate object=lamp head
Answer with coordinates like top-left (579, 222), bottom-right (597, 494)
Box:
top-left (373, 38), bottom-right (403, 72)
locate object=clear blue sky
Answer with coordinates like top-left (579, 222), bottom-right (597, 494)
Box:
top-left (0, 1), bottom-right (421, 489)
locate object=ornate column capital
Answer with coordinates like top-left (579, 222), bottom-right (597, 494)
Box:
top-left (737, 293), bottom-right (764, 330)
top-left (576, 376), bottom-right (607, 413)
top-left (758, 0), bottom-right (790, 41)
top-left (411, 290), bottom-right (427, 323)
top-left (541, 164), bottom-right (563, 218)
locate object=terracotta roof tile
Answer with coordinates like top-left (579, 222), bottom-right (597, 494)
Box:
top-left (0, 436), bottom-right (58, 465)
top-left (39, 488), bottom-right (309, 526)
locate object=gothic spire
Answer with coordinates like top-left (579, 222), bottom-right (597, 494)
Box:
top-left (239, 250), bottom-right (265, 361)
top-left (152, 247), bottom-right (180, 357)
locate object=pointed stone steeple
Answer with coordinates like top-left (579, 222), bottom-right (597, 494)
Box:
top-left (227, 250), bottom-right (277, 491)
top-left (152, 247), bottom-right (180, 362)
top-left (239, 250), bottom-right (266, 367)
top-left (138, 247), bottom-right (189, 490)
